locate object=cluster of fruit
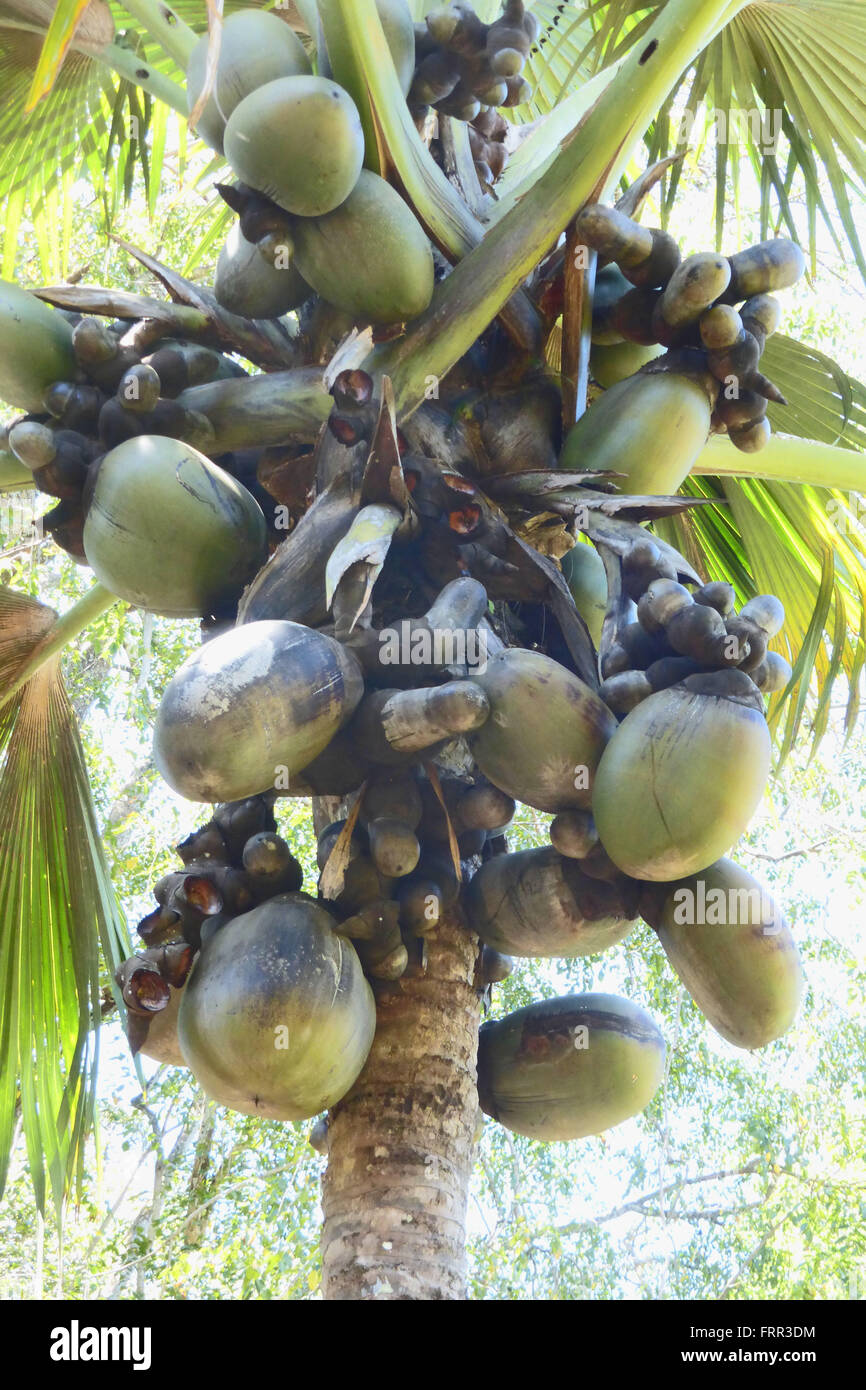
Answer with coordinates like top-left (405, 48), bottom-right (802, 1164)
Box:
top-left (316, 765), bottom-right (516, 982)
top-left (121, 582), bottom-right (802, 1135)
top-left (184, 7), bottom-right (434, 328)
top-left (117, 793), bottom-right (301, 1059)
top-left (409, 0), bottom-right (537, 119)
top-left (569, 203), bottom-right (805, 461)
top-left (598, 537), bottom-right (793, 717)
top-left (0, 283), bottom-right (269, 564)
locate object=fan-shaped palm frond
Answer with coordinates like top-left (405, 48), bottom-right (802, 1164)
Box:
top-left (0, 10), bottom-right (178, 273)
top-left (554, 0), bottom-right (866, 281)
top-left (0, 585), bottom-right (128, 1211)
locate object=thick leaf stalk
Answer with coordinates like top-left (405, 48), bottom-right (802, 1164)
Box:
top-left (695, 433), bottom-right (866, 493)
top-left (318, 0), bottom-right (541, 353)
top-left (376, 0), bottom-right (744, 414)
top-left (0, 584), bottom-right (119, 711)
top-left (115, 0), bottom-right (197, 69)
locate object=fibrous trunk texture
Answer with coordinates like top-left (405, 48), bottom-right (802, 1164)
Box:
top-left (321, 910), bottom-right (481, 1300)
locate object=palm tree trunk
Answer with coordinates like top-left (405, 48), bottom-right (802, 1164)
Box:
top-left (321, 908), bottom-right (481, 1300)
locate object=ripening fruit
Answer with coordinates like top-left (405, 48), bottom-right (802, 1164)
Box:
top-left (186, 9), bottom-right (312, 153)
top-left (178, 894), bottom-right (375, 1120)
top-left (471, 649), bottom-right (617, 813)
top-left (560, 540), bottom-right (608, 647)
top-left (224, 76), bottom-right (365, 218)
top-left (560, 368), bottom-right (715, 495)
top-left (466, 845), bottom-right (637, 958)
top-left (83, 435), bottom-right (266, 618)
top-left (650, 858), bottom-right (804, 1048)
top-left (214, 223), bottom-right (311, 318)
top-left (592, 679), bottom-right (771, 880)
top-left (477, 993), bottom-right (666, 1141)
top-left (291, 170), bottom-right (434, 323)
top-left (154, 620), bottom-right (365, 803)
top-left (0, 280), bottom-right (76, 411)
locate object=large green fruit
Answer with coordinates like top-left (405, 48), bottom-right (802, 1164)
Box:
top-left (560, 368), bottom-right (714, 494)
top-left (466, 846), bottom-right (637, 958)
top-left (153, 619), bottom-right (364, 803)
top-left (478, 993), bottom-right (665, 1141)
top-left (291, 170), bottom-right (434, 324)
top-left (651, 858), bottom-right (803, 1048)
top-left (214, 224), bottom-right (310, 319)
top-left (224, 75), bottom-right (364, 217)
top-left (593, 683), bottom-right (771, 880)
top-left (560, 540), bottom-right (607, 647)
top-left (178, 894), bottom-right (375, 1120)
top-left (470, 648), bottom-right (617, 812)
top-left (186, 9), bottom-right (311, 153)
top-left (83, 435), bottom-right (266, 618)
top-left (590, 340), bottom-right (664, 388)
top-left (0, 280), bottom-right (76, 411)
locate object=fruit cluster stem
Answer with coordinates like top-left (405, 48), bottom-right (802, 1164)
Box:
top-left (694, 433), bottom-right (866, 492)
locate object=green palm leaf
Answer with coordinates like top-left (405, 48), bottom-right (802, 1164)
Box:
top-left (0, 0), bottom-right (202, 270)
top-left (0, 586), bottom-right (128, 1212)
top-left (655, 471), bottom-right (866, 761)
top-left (572, 0), bottom-right (866, 280)
top-left (763, 335), bottom-right (866, 451)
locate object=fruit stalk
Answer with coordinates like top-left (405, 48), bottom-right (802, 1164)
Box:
top-left (97, 40), bottom-right (189, 114)
top-left (175, 368), bottom-right (332, 453)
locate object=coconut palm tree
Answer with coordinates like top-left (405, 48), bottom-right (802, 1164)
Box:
top-left (1, 0), bottom-right (864, 1300)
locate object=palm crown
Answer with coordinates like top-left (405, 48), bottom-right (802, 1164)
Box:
top-left (0, 0), bottom-right (863, 1280)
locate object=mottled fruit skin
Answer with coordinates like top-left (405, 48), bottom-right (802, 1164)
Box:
top-left (0, 279), bottom-right (76, 411)
top-left (654, 858), bottom-right (803, 1048)
top-left (186, 9), bottom-right (312, 153)
top-left (83, 435), bottom-right (267, 618)
top-left (214, 223), bottom-right (310, 319)
top-left (291, 170), bottom-right (434, 324)
top-left (471, 648), bottom-right (617, 812)
top-left (224, 75), bottom-right (364, 217)
top-left (592, 685), bottom-right (771, 881)
top-left (178, 895), bottom-right (375, 1120)
top-left (153, 619), bottom-right (364, 803)
top-left (477, 993), bottom-right (665, 1141)
top-left (466, 846), bottom-right (636, 958)
top-left (560, 371), bottom-right (712, 494)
